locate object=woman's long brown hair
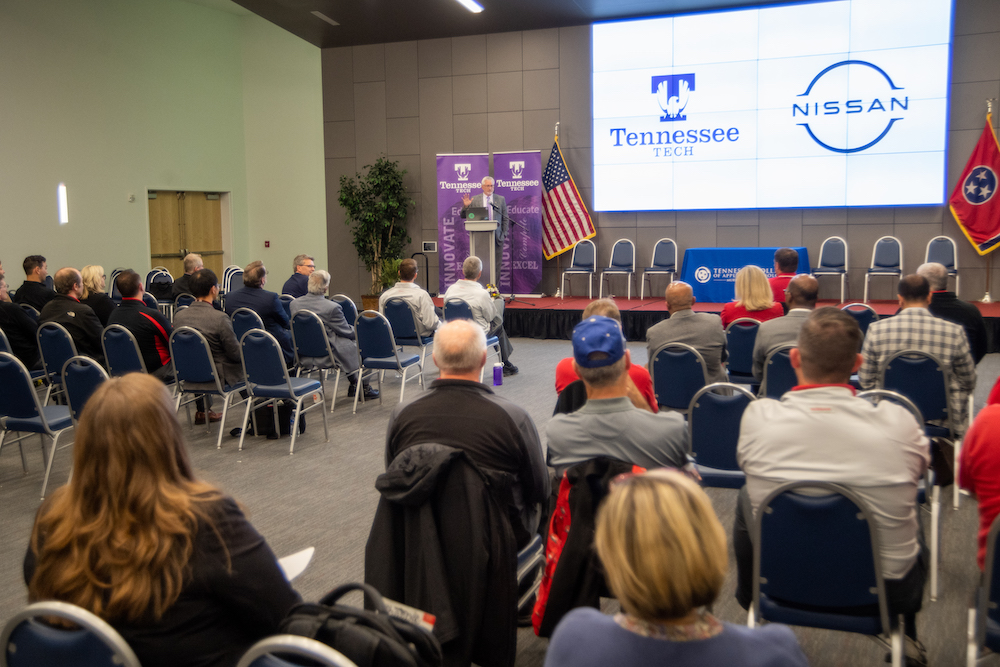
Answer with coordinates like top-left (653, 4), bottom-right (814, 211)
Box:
top-left (28, 373), bottom-right (223, 621)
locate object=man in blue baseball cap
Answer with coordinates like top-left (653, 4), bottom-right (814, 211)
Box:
top-left (546, 315), bottom-right (693, 475)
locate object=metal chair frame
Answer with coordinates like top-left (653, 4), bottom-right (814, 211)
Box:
top-left (599, 238), bottom-right (636, 299)
top-left (290, 309), bottom-right (350, 413)
top-left (383, 297), bottom-right (434, 371)
top-left (640, 237), bottom-right (677, 299)
top-left (62, 355), bottom-right (109, 426)
top-left (812, 236), bottom-right (849, 303)
top-left (330, 295), bottom-right (359, 334)
top-left (758, 344), bottom-right (797, 399)
top-left (649, 342), bottom-right (709, 415)
top-left (236, 634), bottom-right (358, 667)
top-left (37, 321), bottom-right (78, 406)
top-left (354, 311), bottom-right (424, 414)
top-left (101, 324), bottom-right (148, 376)
top-left (231, 307), bottom-right (266, 343)
top-left (687, 382), bottom-right (756, 488)
top-left (864, 235), bottom-right (903, 303)
top-left (560, 239), bottom-right (596, 299)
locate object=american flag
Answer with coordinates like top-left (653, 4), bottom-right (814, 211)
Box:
top-left (542, 138), bottom-right (595, 260)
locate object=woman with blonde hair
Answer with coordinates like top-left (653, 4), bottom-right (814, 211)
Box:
top-left (720, 264), bottom-right (784, 327)
top-left (545, 470), bottom-right (807, 667)
top-left (24, 373), bottom-right (299, 667)
top-left (79, 264), bottom-right (116, 325)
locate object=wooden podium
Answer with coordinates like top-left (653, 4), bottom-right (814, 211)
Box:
top-left (465, 220), bottom-right (498, 285)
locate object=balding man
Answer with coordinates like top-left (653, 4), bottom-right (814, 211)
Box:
top-left (917, 262), bottom-right (987, 363)
top-left (38, 267), bottom-right (104, 363)
top-left (751, 274), bottom-right (818, 380)
top-left (384, 319), bottom-right (548, 546)
top-left (645, 281), bottom-right (728, 385)
top-left (172, 253), bottom-right (204, 298)
top-left (443, 256), bottom-right (516, 375)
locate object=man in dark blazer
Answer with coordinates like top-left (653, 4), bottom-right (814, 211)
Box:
top-left (460, 176), bottom-right (509, 283)
top-left (38, 267), bottom-right (105, 364)
top-left (224, 260), bottom-right (294, 365)
top-left (918, 261), bottom-right (988, 364)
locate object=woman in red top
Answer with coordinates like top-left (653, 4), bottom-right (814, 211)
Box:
top-left (719, 265), bottom-right (784, 328)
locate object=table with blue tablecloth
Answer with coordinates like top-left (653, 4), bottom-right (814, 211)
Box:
top-left (679, 247), bottom-right (810, 303)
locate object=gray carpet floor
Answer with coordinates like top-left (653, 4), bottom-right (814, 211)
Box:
top-left (0, 338), bottom-right (997, 667)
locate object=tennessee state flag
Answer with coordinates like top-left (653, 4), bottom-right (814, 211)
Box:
top-left (950, 114), bottom-right (1000, 255)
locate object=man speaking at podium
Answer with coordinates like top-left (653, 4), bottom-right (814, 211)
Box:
top-left (461, 176), bottom-right (509, 284)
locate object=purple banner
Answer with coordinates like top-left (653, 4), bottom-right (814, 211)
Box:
top-left (437, 154), bottom-right (489, 292)
top-left (493, 151), bottom-right (543, 294)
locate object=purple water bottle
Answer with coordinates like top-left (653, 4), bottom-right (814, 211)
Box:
top-left (493, 362), bottom-right (503, 386)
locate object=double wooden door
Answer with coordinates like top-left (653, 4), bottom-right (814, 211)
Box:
top-left (148, 191), bottom-right (224, 278)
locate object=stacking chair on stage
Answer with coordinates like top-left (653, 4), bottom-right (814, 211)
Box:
top-left (749, 481), bottom-right (905, 667)
top-left (858, 389), bottom-right (941, 601)
top-left (232, 307), bottom-right (265, 343)
top-left (688, 382), bottom-right (755, 488)
top-left (649, 342), bottom-right (708, 414)
top-left (560, 239), bottom-right (596, 299)
top-left (169, 326), bottom-right (248, 450)
top-left (640, 237), bottom-right (677, 299)
top-left (238, 329), bottom-right (329, 455)
top-left (725, 318), bottom-right (760, 386)
top-left (0, 352), bottom-right (74, 500)
top-left (865, 236), bottom-right (903, 302)
top-left (354, 311), bottom-right (422, 413)
top-left (926, 235), bottom-right (959, 294)
top-left (383, 297), bottom-right (434, 369)
top-left (101, 324), bottom-right (146, 376)
top-left (290, 309), bottom-right (349, 412)
top-left (443, 299), bottom-right (501, 381)
top-left (237, 635), bottom-right (358, 667)
top-left (63, 356), bottom-right (109, 426)
top-left (599, 238), bottom-right (636, 299)
top-left (812, 236), bottom-right (849, 303)
top-left (968, 513), bottom-right (1000, 666)
top-left (37, 322), bottom-right (78, 405)
top-left (842, 302), bottom-right (879, 339)
top-left (758, 344), bottom-right (796, 399)
top-left (0, 600), bottom-right (141, 667)
top-left (19, 303), bottom-right (40, 322)
top-left (330, 295), bottom-right (358, 333)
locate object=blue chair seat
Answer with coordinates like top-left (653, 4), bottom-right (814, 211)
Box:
top-left (867, 267), bottom-right (901, 274)
top-left (601, 267), bottom-right (631, 273)
top-left (694, 465), bottom-right (745, 489)
top-left (7, 407), bottom-right (73, 433)
top-left (759, 596), bottom-right (883, 635)
top-left (251, 378), bottom-right (322, 399)
top-left (924, 424), bottom-right (950, 438)
top-left (362, 354), bottom-right (420, 370)
top-left (395, 335), bottom-right (434, 347)
top-left (486, 335), bottom-right (499, 347)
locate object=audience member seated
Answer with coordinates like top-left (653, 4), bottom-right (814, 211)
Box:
top-left (646, 281), bottom-right (728, 384)
top-left (545, 470), bottom-right (808, 667)
top-left (225, 260), bottom-right (294, 365)
top-left (107, 269), bottom-right (174, 382)
top-left (917, 261), bottom-right (988, 364)
top-left (174, 268), bottom-right (240, 425)
top-left (769, 248), bottom-right (799, 304)
top-left (282, 253), bottom-right (315, 298)
top-left (443, 255), bottom-right (517, 376)
top-left (751, 274), bottom-right (818, 381)
top-left (290, 269), bottom-right (377, 400)
top-left (172, 253), bottom-right (203, 298)
top-left (80, 264), bottom-right (116, 326)
top-left (379, 258), bottom-right (442, 336)
top-left (548, 316), bottom-right (690, 475)
top-left (859, 274), bottom-right (976, 437)
top-left (38, 267), bottom-right (105, 363)
top-left (735, 308), bottom-right (929, 661)
top-left (13, 254), bottom-right (56, 311)
top-left (554, 298), bottom-right (657, 412)
top-left (720, 265), bottom-right (784, 328)
top-left (383, 319), bottom-right (548, 548)
top-left (0, 278), bottom-right (39, 368)
top-left (959, 399), bottom-right (1000, 571)
top-left (24, 373), bottom-right (299, 667)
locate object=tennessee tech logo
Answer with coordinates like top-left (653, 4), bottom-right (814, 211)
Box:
top-left (454, 163), bottom-right (472, 181)
top-left (652, 74), bottom-right (696, 122)
top-left (509, 161), bottom-right (525, 179)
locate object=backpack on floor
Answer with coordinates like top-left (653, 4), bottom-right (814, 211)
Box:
top-left (280, 582), bottom-right (442, 667)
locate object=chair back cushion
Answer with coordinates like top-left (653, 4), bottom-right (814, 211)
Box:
top-left (170, 328), bottom-right (218, 384)
top-left (383, 299), bottom-right (419, 340)
top-left (571, 241), bottom-right (595, 270)
top-left (690, 388), bottom-right (752, 471)
top-left (102, 325), bottom-right (145, 376)
top-left (761, 347), bottom-right (797, 399)
top-left (927, 237), bottom-right (955, 269)
top-left (331, 296), bottom-right (358, 327)
top-left (651, 345), bottom-right (706, 410)
top-left (241, 331), bottom-right (288, 387)
top-left (819, 238), bottom-right (846, 270)
top-left (652, 239), bottom-right (676, 270)
top-left (63, 357), bottom-right (108, 422)
top-left (725, 319), bottom-right (759, 376)
top-left (356, 313), bottom-right (397, 361)
top-left (883, 353), bottom-right (949, 423)
top-left (609, 241), bottom-right (633, 270)
top-left (443, 299), bottom-right (474, 322)
top-left (232, 308), bottom-right (265, 342)
top-left (291, 311), bottom-right (332, 359)
top-left (873, 238), bottom-right (900, 269)
top-left (0, 353), bottom-right (39, 419)
top-left (38, 323), bottom-right (77, 378)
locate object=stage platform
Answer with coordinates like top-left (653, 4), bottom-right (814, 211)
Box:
top-left (432, 296), bottom-right (1000, 351)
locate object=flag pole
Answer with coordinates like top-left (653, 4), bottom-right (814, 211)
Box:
top-left (553, 121), bottom-right (562, 298)
top-left (985, 100), bottom-right (994, 304)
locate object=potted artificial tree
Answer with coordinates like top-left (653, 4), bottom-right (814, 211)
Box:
top-left (338, 156), bottom-right (413, 311)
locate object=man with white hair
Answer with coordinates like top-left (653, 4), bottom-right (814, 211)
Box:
top-left (460, 176), bottom-right (509, 282)
top-left (172, 253), bottom-right (204, 298)
top-left (384, 319), bottom-right (548, 546)
top-left (916, 261), bottom-right (987, 363)
top-left (443, 256), bottom-right (517, 375)
top-left (290, 269), bottom-right (377, 400)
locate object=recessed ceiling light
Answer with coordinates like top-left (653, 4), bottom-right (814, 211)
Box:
top-left (454, 0), bottom-right (484, 13)
top-left (310, 11), bottom-right (339, 26)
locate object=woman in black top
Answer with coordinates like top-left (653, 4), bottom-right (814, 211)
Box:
top-left (80, 264), bottom-right (116, 326)
top-left (24, 373), bottom-right (300, 667)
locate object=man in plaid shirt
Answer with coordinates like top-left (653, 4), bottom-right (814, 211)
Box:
top-left (859, 274), bottom-right (977, 434)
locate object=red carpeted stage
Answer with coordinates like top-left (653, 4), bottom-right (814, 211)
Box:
top-left (433, 296), bottom-right (1000, 351)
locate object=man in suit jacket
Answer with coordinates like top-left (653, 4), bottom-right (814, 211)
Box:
top-left (14, 254), bottom-right (56, 312)
top-left (645, 281), bottom-right (728, 384)
top-left (752, 274), bottom-right (818, 380)
top-left (460, 176), bottom-right (509, 283)
top-left (38, 267), bottom-right (105, 364)
top-left (290, 270), bottom-right (378, 400)
top-left (224, 260), bottom-right (294, 365)
top-left (918, 261), bottom-right (988, 364)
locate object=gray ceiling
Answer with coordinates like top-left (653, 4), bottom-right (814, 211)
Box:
top-left (232, 0), bottom-right (814, 49)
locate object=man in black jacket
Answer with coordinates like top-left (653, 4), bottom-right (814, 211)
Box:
top-left (13, 254), bottom-right (56, 312)
top-left (917, 262), bottom-right (988, 363)
top-left (107, 270), bottom-right (174, 382)
top-left (0, 278), bottom-right (39, 368)
top-left (38, 267), bottom-right (104, 363)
